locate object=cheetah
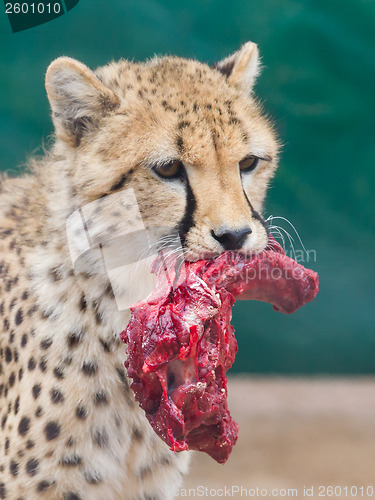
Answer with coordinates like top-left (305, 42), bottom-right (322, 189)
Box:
top-left (0, 41), bottom-right (279, 499)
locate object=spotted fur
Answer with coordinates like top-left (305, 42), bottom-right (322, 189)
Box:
top-left (0, 42), bottom-right (279, 499)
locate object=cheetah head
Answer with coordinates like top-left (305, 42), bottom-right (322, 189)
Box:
top-left (45, 42), bottom-right (279, 267)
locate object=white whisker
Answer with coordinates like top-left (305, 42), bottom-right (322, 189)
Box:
top-left (267, 215), bottom-right (308, 253)
top-left (266, 214), bottom-right (308, 258)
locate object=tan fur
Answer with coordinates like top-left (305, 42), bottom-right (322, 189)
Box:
top-left (0, 42), bottom-right (279, 499)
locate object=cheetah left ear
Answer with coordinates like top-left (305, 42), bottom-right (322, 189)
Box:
top-left (213, 41), bottom-right (260, 93)
top-left (45, 57), bottom-right (120, 147)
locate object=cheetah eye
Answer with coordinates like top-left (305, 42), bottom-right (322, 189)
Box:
top-left (154, 160), bottom-right (183, 179)
top-left (239, 155), bottom-right (260, 173)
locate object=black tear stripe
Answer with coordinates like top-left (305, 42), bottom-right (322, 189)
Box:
top-left (242, 189), bottom-right (269, 235)
top-left (109, 173), bottom-right (128, 192)
top-left (110, 167), bottom-right (135, 192)
top-left (178, 174), bottom-right (197, 247)
top-left (99, 168), bottom-right (135, 198)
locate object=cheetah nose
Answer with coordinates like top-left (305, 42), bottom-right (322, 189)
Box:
top-left (211, 226), bottom-right (252, 251)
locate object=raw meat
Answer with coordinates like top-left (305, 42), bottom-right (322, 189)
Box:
top-left (121, 239), bottom-right (319, 463)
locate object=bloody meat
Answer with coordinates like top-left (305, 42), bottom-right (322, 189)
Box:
top-left (121, 239), bottom-right (319, 463)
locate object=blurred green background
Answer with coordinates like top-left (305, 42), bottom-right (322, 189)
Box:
top-left (0, 0), bottom-right (374, 374)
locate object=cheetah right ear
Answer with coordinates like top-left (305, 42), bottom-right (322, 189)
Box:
top-left (214, 41), bottom-right (260, 94)
top-left (45, 57), bottom-right (120, 147)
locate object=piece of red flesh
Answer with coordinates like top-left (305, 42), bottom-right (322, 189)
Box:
top-left (121, 239), bottom-right (319, 463)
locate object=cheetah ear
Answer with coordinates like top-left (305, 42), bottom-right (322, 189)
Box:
top-left (45, 57), bottom-right (120, 147)
top-left (214, 41), bottom-right (260, 93)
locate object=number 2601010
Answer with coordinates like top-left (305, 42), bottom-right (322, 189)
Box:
top-left (5, 3), bottom-right (61, 14)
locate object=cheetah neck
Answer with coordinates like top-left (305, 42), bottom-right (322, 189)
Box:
top-left (27, 148), bottom-right (145, 341)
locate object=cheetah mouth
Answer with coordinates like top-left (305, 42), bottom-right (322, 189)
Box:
top-left (120, 236), bottom-right (319, 463)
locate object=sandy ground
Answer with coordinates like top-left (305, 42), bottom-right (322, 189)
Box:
top-left (181, 377), bottom-right (375, 499)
